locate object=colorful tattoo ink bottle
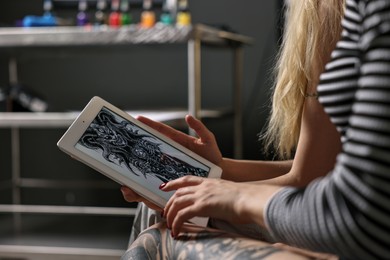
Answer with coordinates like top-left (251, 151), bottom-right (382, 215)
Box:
top-left (120, 0), bottom-right (132, 26)
top-left (109, 0), bottom-right (121, 28)
top-left (176, 0), bottom-right (191, 27)
top-left (140, 0), bottom-right (156, 28)
top-left (95, 0), bottom-right (108, 26)
top-left (77, 0), bottom-right (90, 26)
top-left (160, 0), bottom-right (175, 25)
top-left (23, 0), bottom-right (57, 27)
top-left (43, 0), bottom-right (53, 17)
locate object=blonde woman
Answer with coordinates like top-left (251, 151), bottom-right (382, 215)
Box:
top-left (121, 0), bottom-right (354, 258)
top-left (124, 0), bottom-right (343, 222)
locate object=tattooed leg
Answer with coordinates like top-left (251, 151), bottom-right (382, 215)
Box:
top-left (208, 218), bottom-right (275, 243)
top-left (128, 203), bottom-right (162, 245)
top-left (123, 222), bottom-right (316, 260)
top-left (128, 203), bottom-right (274, 246)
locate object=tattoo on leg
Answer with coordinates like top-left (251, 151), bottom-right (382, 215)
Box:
top-left (124, 224), bottom-right (285, 260)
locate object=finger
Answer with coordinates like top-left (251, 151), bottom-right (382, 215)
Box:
top-left (162, 177), bottom-right (203, 221)
top-left (165, 192), bottom-right (197, 232)
top-left (163, 185), bottom-right (195, 219)
top-left (121, 186), bottom-right (142, 202)
top-left (121, 186), bottom-right (163, 211)
top-left (137, 116), bottom-right (177, 136)
top-left (185, 115), bottom-right (216, 144)
top-left (161, 175), bottom-right (204, 192)
top-left (143, 201), bottom-right (164, 212)
top-left (137, 116), bottom-right (196, 145)
top-left (171, 203), bottom-right (201, 237)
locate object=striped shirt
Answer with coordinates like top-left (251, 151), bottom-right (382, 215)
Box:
top-left (265, 0), bottom-right (390, 259)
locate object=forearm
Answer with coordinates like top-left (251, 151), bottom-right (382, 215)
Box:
top-left (249, 93), bottom-right (342, 187)
top-left (220, 158), bottom-right (292, 182)
top-left (250, 171), bottom-right (302, 187)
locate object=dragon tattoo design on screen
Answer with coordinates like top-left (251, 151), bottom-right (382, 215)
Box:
top-left (77, 108), bottom-right (208, 183)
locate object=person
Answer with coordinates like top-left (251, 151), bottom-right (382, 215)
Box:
top-left (121, 0), bottom-right (390, 258)
top-left (123, 0), bottom-right (345, 244)
top-left (123, 0), bottom-right (345, 242)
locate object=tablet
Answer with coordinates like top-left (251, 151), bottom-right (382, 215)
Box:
top-left (57, 96), bottom-right (222, 226)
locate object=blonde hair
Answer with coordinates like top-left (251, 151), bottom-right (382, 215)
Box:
top-left (262, 0), bottom-right (345, 159)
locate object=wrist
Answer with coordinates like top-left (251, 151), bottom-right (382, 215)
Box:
top-left (219, 158), bottom-right (234, 180)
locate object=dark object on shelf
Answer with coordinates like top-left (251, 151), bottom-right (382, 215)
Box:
top-left (8, 84), bottom-right (49, 112)
top-left (0, 87), bottom-right (7, 112)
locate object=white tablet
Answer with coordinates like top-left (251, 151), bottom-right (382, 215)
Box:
top-left (57, 96), bottom-right (222, 226)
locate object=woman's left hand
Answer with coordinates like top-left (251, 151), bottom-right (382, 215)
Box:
top-left (160, 176), bottom-right (282, 237)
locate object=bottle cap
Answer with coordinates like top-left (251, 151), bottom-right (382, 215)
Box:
top-left (97, 0), bottom-right (107, 10)
top-left (79, 0), bottom-right (88, 11)
top-left (43, 0), bottom-right (53, 13)
top-left (111, 0), bottom-right (120, 11)
top-left (143, 0), bottom-right (153, 10)
top-left (120, 0), bottom-right (129, 11)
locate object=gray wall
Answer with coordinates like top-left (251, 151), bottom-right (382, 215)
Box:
top-left (0, 1), bottom-right (280, 207)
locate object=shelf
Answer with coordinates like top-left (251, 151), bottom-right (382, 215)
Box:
top-left (0, 204), bottom-right (136, 216)
top-left (0, 177), bottom-right (120, 190)
top-left (0, 245), bottom-right (124, 260)
top-left (0, 22), bottom-right (250, 157)
top-left (0, 23), bottom-right (253, 48)
top-left (0, 20), bottom-right (251, 258)
top-left (17, 178), bottom-right (119, 189)
top-left (0, 108), bottom-right (230, 128)
top-left (0, 213), bottom-right (131, 259)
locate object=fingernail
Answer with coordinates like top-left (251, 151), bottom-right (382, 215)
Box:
top-left (159, 183), bottom-right (167, 189)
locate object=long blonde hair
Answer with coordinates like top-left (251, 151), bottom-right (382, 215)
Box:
top-left (262, 0), bottom-right (345, 159)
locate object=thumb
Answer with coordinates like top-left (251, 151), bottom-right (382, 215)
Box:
top-left (185, 115), bottom-right (215, 143)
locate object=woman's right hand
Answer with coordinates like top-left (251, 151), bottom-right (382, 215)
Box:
top-left (137, 115), bottom-right (223, 166)
top-left (121, 186), bottom-right (163, 211)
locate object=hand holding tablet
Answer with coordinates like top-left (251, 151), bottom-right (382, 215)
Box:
top-left (57, 96), bottom-right (222, 226)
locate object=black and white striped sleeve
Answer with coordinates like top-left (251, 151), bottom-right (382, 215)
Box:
top-left (264, 1), bottom-right (390, 259)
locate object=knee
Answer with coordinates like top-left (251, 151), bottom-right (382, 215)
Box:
top-left (122, 225), bottom-right (164, 260)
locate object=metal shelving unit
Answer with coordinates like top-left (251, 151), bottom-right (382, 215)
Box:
top-left (0, 23), bottom-right (252, 258)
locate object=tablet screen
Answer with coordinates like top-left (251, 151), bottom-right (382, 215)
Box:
top-left (74, 107), bottom-right (210, 200)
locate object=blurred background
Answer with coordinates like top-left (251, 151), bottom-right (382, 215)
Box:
top-left (0, 0), bottom-right (283, 258)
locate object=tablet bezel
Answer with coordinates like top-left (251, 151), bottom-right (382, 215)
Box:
top-left (57, 96), bottom-right (222, 210)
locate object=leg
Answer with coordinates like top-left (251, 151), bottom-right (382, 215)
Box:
top-left (129, 203), bottom-right (274, 245)
top-left (208, 218), bottom-right (275, 242)
top-left (123, 222), bottom-right (317, 260)
top-left (128, 203), bottom-right (163, 245)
